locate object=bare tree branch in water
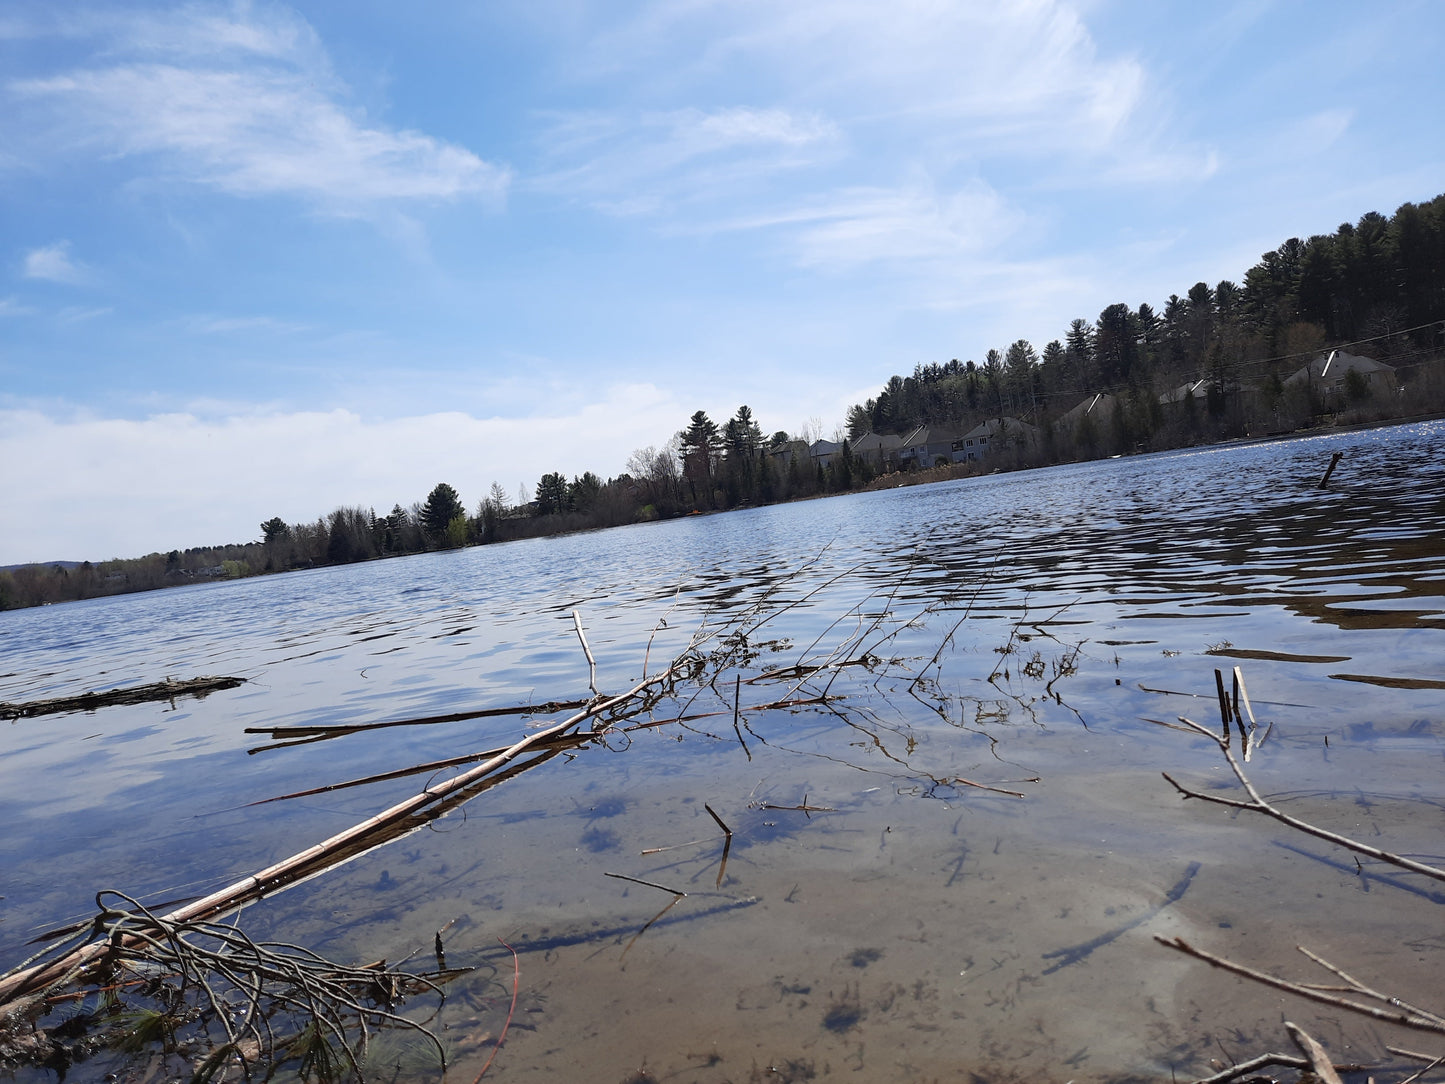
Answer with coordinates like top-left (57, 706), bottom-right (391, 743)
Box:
top-left (1159, 713), bottom-right (1445, 885)
top-left (1153, 674), bottom-right (1445, 1082)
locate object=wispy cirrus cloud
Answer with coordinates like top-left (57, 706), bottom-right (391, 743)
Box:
top-left (708, 177), bottom-right (1022, 272)
top-left (531, 0), bottom-right (1212, 279)
top-left (7, 4), bottom-right (509, 211)
top-left (565, 0), bottom-right (1154, 154)
top-left (184, 314), bottom-right (310, 335)
top-left (23, 240), bottom-right (90, 284)
top-left (0, 295), bottom-right (37, 316)
top-left (533, 105), bottom-right (838, 214)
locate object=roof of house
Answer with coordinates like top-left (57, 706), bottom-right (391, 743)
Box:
top-left (1284, 350), bottom-right (1395, 387)
top-left (1158, 378), bottom-right (1208, 405)
top-left (1059, 392), bottom-right (1119, 424)
top-left (961, 416), bottom-right (1039, 443)
top-left (851, 432), bottom-right (903, 453)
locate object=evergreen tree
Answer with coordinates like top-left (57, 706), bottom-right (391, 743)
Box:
top-left (679, 410), bottom-right (722, 506)
top-left (420, 483), bottom-right (465, 539)
top-left (534, 472), bottom-right (569, 516)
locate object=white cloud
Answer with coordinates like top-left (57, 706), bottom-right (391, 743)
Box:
top-left (185, 314), bottom-right (309, 335)
top-left (0, 295), bottom-right (36, 316)
top-left (531, 0), bottom-right (1206, 277)
top-left (569, 0), bottom-right (1148, 151)
top-left (9, 5), bottom-right (509, 210)
top-left (533, 105), bottom-right (837, 214)
top-left (23, 241), bottom-right (89, 284)
top-left (712, 177), bottom-right (1022, 271)
top-left (0, 385), bottom-right (684, 564)
top-left (58, 305), bottom-right (113, 322)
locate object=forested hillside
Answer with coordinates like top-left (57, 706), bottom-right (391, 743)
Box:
top-left (847, 195), bottom-right (1445, 443)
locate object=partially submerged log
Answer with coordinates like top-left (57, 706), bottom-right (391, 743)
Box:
top-left (0, 676), bottom-right (246, 720)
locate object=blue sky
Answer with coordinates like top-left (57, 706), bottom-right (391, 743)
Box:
top-left (2, 0), bottom-right (1441, 564)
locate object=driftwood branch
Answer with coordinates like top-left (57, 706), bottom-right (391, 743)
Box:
top-left (2, 676), bottom-right (246, 720)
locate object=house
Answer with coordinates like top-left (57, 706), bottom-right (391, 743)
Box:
top-left (1283, 350), bottom-right (1395, 402)
top-left (957, 417), bottom-right (1039, 461)
top-left (1058, 392), bottom-right (1121, 432)
top-left (849, 432), bottom-right (904, 471)
top-left (1158, 379), bottom-right (1208, 407)
top-left (896, 425), bottom-right (968, 469)
top-left (896, 425), bottom-right (932, 469)
top-left (895, 419), bottom-right (1038, 467)
top-left (808, 439), bottom-right (842, 469)
top-left (767, 439), bottom-right (807, 469)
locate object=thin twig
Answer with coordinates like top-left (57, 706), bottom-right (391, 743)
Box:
top-left (472, 938), bottom-right (519, 1082)
top-left (1156, 937), bottom-right (1445, 1034)
top-left (574, 610), bottom-right (600, 698)
top-left (604, 873), bottom-right (687, 897)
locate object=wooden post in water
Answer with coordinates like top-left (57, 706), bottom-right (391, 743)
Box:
top-left (1317, 451), bottom-right (1343, 489)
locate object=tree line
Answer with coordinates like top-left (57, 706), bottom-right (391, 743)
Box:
top-left (0, 407), bottom-right (870, 610)
top-left (847, 194), bottom-right (1445, 453)
top-left (5, 194), bottom-right (1444, 611)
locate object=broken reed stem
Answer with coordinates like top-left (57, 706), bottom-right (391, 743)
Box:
top-left (952, 776), bottom-right (1027, 799)
top-left (731, 675), bottom-right (751, 761)
top-left (705, 803), bottom-right (733, 888)
top-left (471, 938), bottom-right (519, 1082)
top-left (245, 699), bottom-right (589, 742)
top-left (703, 803), bottom-right (732, 838)
top-left (574, 610), bottom-right (599, 698)
top-left (1160, 714), bottom-right (1445, 885)
top-left (604, 872), bottom-right (687, 897)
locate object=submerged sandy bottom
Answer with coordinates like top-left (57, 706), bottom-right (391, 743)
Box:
top-left (224, 676), bottom-right (1443, 1084)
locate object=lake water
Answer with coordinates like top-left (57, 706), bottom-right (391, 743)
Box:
top-left (2, 420), bottom-right (1443, 1082)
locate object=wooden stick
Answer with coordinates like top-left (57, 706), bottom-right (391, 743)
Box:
top-left (1183, 1052), bottom-right (1312, 1084)
top-left (1285, 1022), bottom-right (1344, 1084)
top-left (1156, 937), bottom-right (1445, 1034)
top-left (245, 700), bottom-right (588, 739)
top-left (246, 732), bottom-right (593, 805)
top-left (573, 610), bottom-right (599, 698)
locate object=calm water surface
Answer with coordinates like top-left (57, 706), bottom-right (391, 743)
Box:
top-left (2, 421), bottom-right (1443, 1082)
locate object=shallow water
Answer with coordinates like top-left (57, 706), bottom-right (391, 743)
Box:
top-left (2, 420), bottom-right (1443, 1082)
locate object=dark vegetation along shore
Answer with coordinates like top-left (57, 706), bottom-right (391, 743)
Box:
top-left (4, 193), bottom-right (1444, 613)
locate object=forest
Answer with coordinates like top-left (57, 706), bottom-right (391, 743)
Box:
top-left (4, 194), bottom-right (1444, 611)
top-left (847, 194), bottom-right (1445, 444)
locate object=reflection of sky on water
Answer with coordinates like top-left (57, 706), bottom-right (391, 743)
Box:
top-left (1, 420), bottom-right (1442, 1080)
